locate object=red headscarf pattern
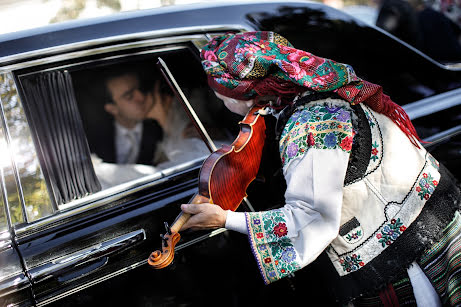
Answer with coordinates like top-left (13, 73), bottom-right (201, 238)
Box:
top-left (200, 31), bottom-right (423, 147)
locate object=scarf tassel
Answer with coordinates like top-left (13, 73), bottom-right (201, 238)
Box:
top-left (370, 95), bottom-right (425, 149)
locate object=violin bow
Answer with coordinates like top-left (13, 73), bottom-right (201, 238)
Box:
top-left (156, 57), bottom-right (256, 213)
top-left (156, 57), bottom-right (217, 153)
top-left (148, 58), bottom-right (256, 269)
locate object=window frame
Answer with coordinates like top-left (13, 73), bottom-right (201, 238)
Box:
top-left (0, 28), bottom-right (246, 236)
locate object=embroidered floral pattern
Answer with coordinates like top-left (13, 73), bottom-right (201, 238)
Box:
top-left (376, 218), bottom-right (406, 247)
top-left (361, 105), bottom-right (383, 176)
top-left (246, 210), bottom-right (301, 284)
top-left (346, 230), bottom-right (363, 242)
top-left (364, 110), bottom-right (375, 128)
top-left (279, 104), bottom-right (354, 166)
top-left (370, 141), bottom-right (379, 162)
top-left (428, 154), bottom-right (440, 170)
top-left (340, 254), bottom-right (365, 272)
top-left (416, 173), bottom-right (438, 200)
top-left (327, 149), bottom-right (440, 277)
top-left (201, 31), bottom-right (377, 107)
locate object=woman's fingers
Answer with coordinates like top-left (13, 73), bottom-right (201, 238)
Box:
top-left (181, 203), bottom-right (203, 214)
top-left (180, 203), bottom-right (227, 231)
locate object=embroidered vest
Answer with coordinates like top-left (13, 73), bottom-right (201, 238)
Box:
top-left (325, 103), bottom-right (441, 275)
top-left (247, 95), bottom-right (460, 302)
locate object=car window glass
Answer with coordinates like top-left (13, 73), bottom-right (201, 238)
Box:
top-left (38, 47), bottom-right (235, 207)
top-left (0, 189), bottom-right (7, 232)
top-left (0, 72), bottom-right (54, 223)
top-left (374, 0), bottom-right (461, 64)
top-left (0, 124), bottom-right (9, 231)
top-left (247, 7), bottom-right (461, 104)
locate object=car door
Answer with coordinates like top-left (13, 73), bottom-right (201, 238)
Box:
top-left (0, 31), bottom-right (265, 306)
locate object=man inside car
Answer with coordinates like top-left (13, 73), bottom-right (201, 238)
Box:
top-left (92, 68), bottom-right (166, 165)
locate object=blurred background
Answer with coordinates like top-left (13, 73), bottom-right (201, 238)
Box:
top-left (0, 0), bottom-right (460, 63)
top-left (0, 0), bottom-right (385, 34)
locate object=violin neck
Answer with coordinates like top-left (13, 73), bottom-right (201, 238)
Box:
top-left (170, 193), bottom-right (210, 233)
top-left (170, 211), bottom-right (191, 233)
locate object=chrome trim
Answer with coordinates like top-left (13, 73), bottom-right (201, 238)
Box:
top-left (0, 113), bottom-right (12, 228)
top-left (0, 72), bottom-right (55, 223)
top-left (16, 157), bottom-right (205, 236)
top-left (0, 166), bottom-right (11, 230)
top-left (0, 25), bottom-right (249, 70)
top-left (446, 63), bottom-right (461, 70)
top-left (35, 227), bottom-right (228, 307)
top-left (12, 35), bottom-right (205, 74)
top-left (0, 72), bottom-right (27, 223)
top-left (0, 273), bottom-right (30, 298)
top-left (423, 125), bottom-right (461, 149)
top-left (403, 87), bottom-right (461, 120)
top-left (29, 229), bottom-right (146, 283)
top-left (0, 231), bottom-right (11, 251)
top-left (20, 45), bottom-right (189, 76)
top-left (59, 156), bottom-right (205, 210)
top-left (35, 260), bottom-right (143, 307)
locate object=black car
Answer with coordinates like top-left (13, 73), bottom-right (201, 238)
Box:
top-left (1, 1), bottom-right (460, 306)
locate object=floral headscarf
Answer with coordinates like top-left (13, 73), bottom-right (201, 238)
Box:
top-left (200, 31), bottom-right (422, 147)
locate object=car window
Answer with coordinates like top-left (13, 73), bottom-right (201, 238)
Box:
top-left (16, 44), bottom-right (236, 212)
top-left (374, 0), bottom-right (461, 64)
top-left (0, 123), bottom-right (9, 231)
top-left (71, 48), bottom-right (232, 190)
top-left (0, 72), bottom-right (53, 224)
top-left (247, 6), bottom-right (461, 105)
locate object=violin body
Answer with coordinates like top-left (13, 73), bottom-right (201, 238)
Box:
top-left (148, 105), bottom-right (266, 269)
top-left (199, 106), bottom-right (267, 210)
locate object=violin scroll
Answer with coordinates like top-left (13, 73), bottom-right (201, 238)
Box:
top-left (148, 194), bottom-right (210, 269)
top-left (147, 224), bottom-right (181, 269)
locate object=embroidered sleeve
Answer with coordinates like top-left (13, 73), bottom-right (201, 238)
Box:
top-left (245, 147), bottom-right (350, 284)
top-left (279, 104), bottom-right (354, 168)
top-left (246, 210), bottom-right (301, 284)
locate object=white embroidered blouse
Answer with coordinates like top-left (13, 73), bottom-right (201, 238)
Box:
top-left (224, 99), bottom-right (440, 305)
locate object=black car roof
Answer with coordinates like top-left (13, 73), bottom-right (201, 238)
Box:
top-left (0, 0), bottom-right (339, 60)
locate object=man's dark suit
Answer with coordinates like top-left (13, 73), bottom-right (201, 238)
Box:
top-left (89, 119), bottom-right (163, 165)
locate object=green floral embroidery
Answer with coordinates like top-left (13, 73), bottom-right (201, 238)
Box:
top-left (416, 173), bottom-right (438, 200)
top-left (376, 218), bottom-right (407, 247)
top-left (346, 230), bottom-right (362, 242)
top-left (370, 141), bottom-right (379, 162)
top-left (246, 210), bottom-right (300, 284)
top-left (279, 105), bottom-right (354, 167)
top-left (428, 154), bottom-right (440, 170)
top-left (364, 110), bottom-right (375, 127)
top-left (340, 254), bottom-right (365, 272)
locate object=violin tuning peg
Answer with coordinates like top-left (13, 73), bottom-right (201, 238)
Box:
top-left (160, 234), bottom-right (169, 247)
top-left (164, 221), bottom-right (172, 235)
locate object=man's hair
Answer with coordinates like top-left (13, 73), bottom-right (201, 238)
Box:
top-left (102, 66), bottom-right (139, 104)
top-left (101, 61), bottom-right (173, 104)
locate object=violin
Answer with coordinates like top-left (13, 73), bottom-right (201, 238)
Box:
top-left (147, 104), bottom-right (267, 269)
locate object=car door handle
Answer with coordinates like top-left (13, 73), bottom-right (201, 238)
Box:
top-left (30, 229), bottom-right (146, 283)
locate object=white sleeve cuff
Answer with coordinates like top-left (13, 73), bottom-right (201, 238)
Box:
top-left (225, 210), bottom-right (248, 234)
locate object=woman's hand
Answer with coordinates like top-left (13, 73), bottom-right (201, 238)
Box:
top-left (180, 203), bottom-right (227, 231)
top-left (145, 81), bottom-right (173, 133)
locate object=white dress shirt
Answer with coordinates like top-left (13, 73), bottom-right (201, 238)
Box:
top-left (114, 121), bottom-right (143, 164)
